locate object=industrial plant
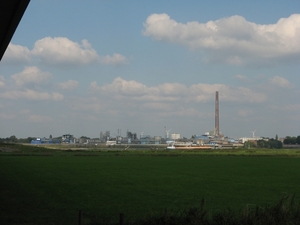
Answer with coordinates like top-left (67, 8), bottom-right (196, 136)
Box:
top-left (28, 91), bottom-right (274, 149)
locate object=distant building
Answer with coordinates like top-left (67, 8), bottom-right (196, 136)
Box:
top-left (170, 133), bottom-right (180, 140)
top-left (106, 140), bottom-right (116, 146)
top-left (140, 135), bottom-right (151, 144)
top-left (154, 136), bottom-right (162, 145)
top-left (194, 135), bottom-right (210, 145)
top-left (31, 138), bottom-right (42, 144)
top-left (62, 134), bottom-right (74, 143)
top-left (239, 137), bottom-right (262, 144)
top-left (31, 137), bottom-right (57, 144)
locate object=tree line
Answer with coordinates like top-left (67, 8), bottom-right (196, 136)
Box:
top-left (0, 135), bottom-right (34, 143)
top-left (244, 138), bottom-right (283, 149)
top-left (283, 136), bottom-right (300, 145)
top-left (244, 135), bottom-right (300, 149)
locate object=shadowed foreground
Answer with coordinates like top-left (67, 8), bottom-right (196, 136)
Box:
top-left (90, 195), bottom-right (300, 225)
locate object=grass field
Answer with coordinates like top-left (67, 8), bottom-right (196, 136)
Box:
top-left (1, 144), bottom-right (300, 224)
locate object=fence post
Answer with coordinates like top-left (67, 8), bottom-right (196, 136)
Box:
top-left (78, 210), bottom-right (82, 225)
top-left (119, 212), bottom-right (124, 225)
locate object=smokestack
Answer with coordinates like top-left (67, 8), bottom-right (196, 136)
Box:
top-left (215, 91), bottom-right (219, 137)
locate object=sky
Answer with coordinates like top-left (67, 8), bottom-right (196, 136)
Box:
top-left (0, 0), bottom-right (300, 139)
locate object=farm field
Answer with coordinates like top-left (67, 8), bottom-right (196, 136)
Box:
top-left (1, 144), bottom-right (300, 224)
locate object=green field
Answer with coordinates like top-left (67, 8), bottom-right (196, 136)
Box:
top-left (1, 145), bottom-right (300, 224)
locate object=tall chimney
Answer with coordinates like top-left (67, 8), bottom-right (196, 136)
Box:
top-left (215, 91), bottom-right (219, 137)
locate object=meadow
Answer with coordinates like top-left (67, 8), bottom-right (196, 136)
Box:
top-left (1, 144), bottom-right (300, 224)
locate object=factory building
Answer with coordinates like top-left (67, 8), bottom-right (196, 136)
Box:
top-left (239, 137), bottom-right (262, 144)
top-left (170, 133), bottom-right (180, 140)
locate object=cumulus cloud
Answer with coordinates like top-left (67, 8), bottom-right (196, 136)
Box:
top-left (100, 53), bottom-right (128, 65)
top-left (0, 89), bottom-right (63, 101)
top-left (31, 37), bottom-right (100, 66)
top-left (2, 43), bottom-right (31, 64)
top-left (58, 80), bottom-right (79, 90)
top-left (97, 77), bottom-right (148, 96)
top-left (143, 13), bottom-right (300, 65)
top-left (90, 77), bottom-right (267, 103)
top-left (4, 37), bottom-right (128, 67)
top-left (269, 76), bottom-right (293, 88)
top-left (11, 66), bottom-right (52, 86)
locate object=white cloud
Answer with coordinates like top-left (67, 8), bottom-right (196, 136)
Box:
top-left (31, 37), bottom-right (100, 66)
top-left (269, 103), bottom-right (300, 111)
top-left (2, 43), bottom-right (31, 64)
top-left (0, 112), bottom-right (16, 120)
top-left (90, 77), bottom-right (267, 103)
top-left (11, 66), bottom-right (52, 86)
top-left (269, 76), bottom-right (293, 88)
top-left (19, 109), bottom-right (30, 115)
top-left (94, 77), bottom-right (148, 97)
top-left (142, 102), bottom-right (174, 111)
top-left (27, 114), bottom-right (53, 123)
top-left (89, 81), bottom-right (101, 91)
top-left (100, 53), bottom-right (128, 65)
top-left (0, 76), bottom-right (5, 87)
top-left (51, 92), bottom-right (64, 101)
top-left (168, 107), bottom-right (204, 117)
top-left (0, 89), bottom-right (63, 101)
top-left (68, 97), bottom-right (104, 113)
top-left (4, 37), bottom-right (128, 67)
top-left (238, 109), bottom-right (253, 117)
top-left (58, 80), bottom-right (79, 90)
top-left (234, 75), bottom-right (250, 83)
top-left (143, 13), bottom-right (300, 65)
top-left (283, 104), bottom-right (300, 111)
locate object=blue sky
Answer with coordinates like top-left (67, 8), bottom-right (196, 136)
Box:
top-left (0, 0), bottom-right (299, 139)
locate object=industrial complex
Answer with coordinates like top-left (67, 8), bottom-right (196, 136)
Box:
top-left (30, 91), bottom-right (268, 149)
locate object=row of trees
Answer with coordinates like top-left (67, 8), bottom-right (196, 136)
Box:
top-left (0, 136), bottom-right (35, 143)
top-left (283, 136), bottom-right (300, 145)
top-left (244, 134), bottom-right (300, 149)
top-left (257, 139), bottom-right (283, 149)
top-left (244, 138), bottom-right (283, 149)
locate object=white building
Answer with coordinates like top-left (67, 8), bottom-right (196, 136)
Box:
top-left (106, 140), bottom-right (117, 146)
top-left (239, 137), bottom-right (262, 144)
top-left (170, 133), bottom-right (180, 140)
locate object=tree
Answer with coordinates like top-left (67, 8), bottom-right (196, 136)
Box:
top-left (8, 135), bottom-right (17, 143)
top-left (244, 141), bottom-right (256, 148)
top-left (297, 136), bottom-right (300, 145)
top-left (49, 134), bottom-right (52, 139)
top-left (257, 140), bottom-right (268, 148)
top-left (80, 136), bottom-right (90, 139)
top-left (27, 137), bottom-right (35, 143)
top-left (284, 136), bottom-right (296, 144)
top-left (268, 138), bottom-right (282, 149)
top-left (256, 139), bottom-right (282, 149)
